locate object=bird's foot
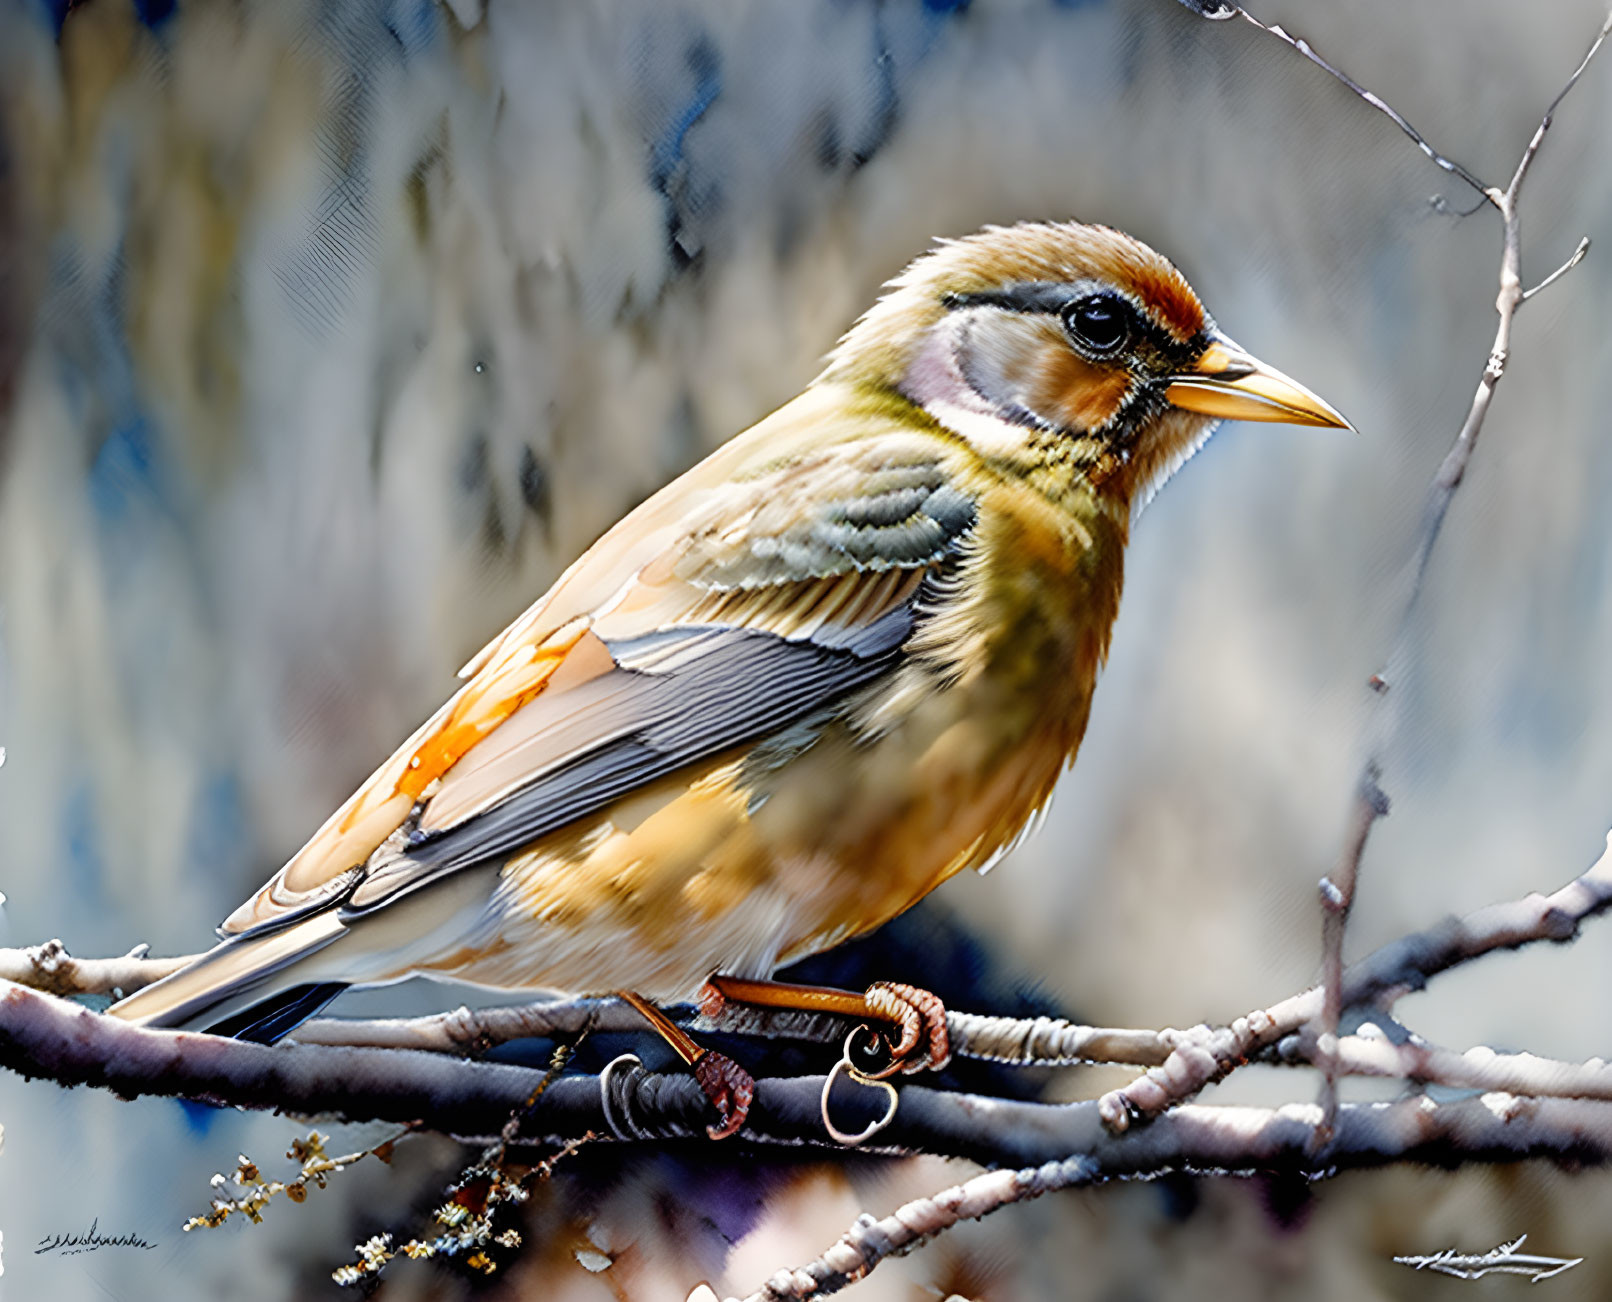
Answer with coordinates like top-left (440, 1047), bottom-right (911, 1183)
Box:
top-left (860, 981), bottom-right (951, 1077)
top-left (693, 1050), bottom-right (755, 1140)
top-left (698, 974), bottom-right (951, 1078)
top-left (615, 989), bottom-right (753, 1141)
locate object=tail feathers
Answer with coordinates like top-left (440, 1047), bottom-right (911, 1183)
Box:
top-left (107, 911), bottom-right (348, 1040)
top-left (204, 982), bottom-right (349, 1043)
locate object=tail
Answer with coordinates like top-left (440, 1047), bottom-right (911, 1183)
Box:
top-left (107, 912), bottom-right (350, 1043)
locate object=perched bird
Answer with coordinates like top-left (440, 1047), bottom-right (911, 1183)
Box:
top-left (110, 221), bottom-right (1347, 1136)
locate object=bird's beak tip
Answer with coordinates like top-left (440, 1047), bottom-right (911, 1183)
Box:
top-left (1165, 339), bottom-right (1353, 432)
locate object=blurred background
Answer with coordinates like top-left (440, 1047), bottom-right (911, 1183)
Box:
top-left (2, 0), bottom-right (1612, 1298)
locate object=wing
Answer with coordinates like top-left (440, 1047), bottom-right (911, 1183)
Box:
top-left (221, 390), bottom-right (977, 936)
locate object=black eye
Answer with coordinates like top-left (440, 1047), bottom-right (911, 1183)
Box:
top-left (1061, 293), bottom-right (1131, 355)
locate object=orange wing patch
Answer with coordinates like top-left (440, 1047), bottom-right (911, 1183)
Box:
top-left (221, 614), bottom-right (601, 933)
top-left (395, 617), bottom-right (596, 802)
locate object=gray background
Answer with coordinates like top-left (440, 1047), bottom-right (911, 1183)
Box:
top-left (2, 0), bottom-right (1611, 1298)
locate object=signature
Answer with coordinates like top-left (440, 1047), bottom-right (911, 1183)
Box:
top-left (35, 1219), bottom-right (156, 1256)
top-left (1395, 1235), bottom-right (1581, 1283)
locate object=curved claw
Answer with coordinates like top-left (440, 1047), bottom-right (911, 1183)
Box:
top-left (694, 1051), bottom-right (755, 1141)
top-left (863, 982), bottom-right (951, 1076)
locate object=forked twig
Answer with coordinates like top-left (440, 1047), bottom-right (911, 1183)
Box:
top-left (1219, 0), bottom-right (1608, 1147)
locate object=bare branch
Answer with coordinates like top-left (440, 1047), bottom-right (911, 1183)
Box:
top-left (0, 978), bottom-right (595, 1138)
top-left (8, 878), bottom-right (1612, 1302)
top-left (16, 828), bottom-right (1606, 1126)
top-left (292, 988), bottom-right (1181, 1069)
top-left (1280, 1029), bottom-right (1612, 1105)
top-left (294, 998), bottom-right (1174, 1070)
top-left (702, 1001), bottom-right (1178, 1069)
top-left (1506, 8), bottom-right (1612, 203)
top-left (734, 1092), bottom-right (1612, 1300)
top-left (733, 1156), bottom-right (1097, 1301)
top-left (16, 968), bottom-right (1612, 1189)
top-left (290, 997), bottom-right (640, 1051)
top-left (295, 998), bottom-right (1178, 1070)
top-left (0, 954), bottom-right (1187, 1070)
top-left (0, 938), bottom-right (196, 997)
top-left (1099, 830), bottom-right (1612, 1127)
top-left (1, 830), bottom-right (1605, 1145)
top-left (1522, 235), bottom-right (1591, 300)
top-left (1171, 0), bottom-right (1612, 1149)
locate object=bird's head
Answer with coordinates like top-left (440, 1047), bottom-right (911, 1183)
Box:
top-left (820, 221), bottom-right (1349, 514)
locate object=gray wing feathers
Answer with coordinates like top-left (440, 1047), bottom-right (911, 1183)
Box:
top-left (341, 606), bottom-right (911, 916)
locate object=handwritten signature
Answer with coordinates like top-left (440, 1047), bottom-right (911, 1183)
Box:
top-left (35, 1219), bottom-right (156, 1256)
top-left (1395, 1235), bottom-right (1581, 1283)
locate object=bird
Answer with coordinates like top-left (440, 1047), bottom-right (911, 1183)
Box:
top-left (109, 220), bottom-right (1348, 1138)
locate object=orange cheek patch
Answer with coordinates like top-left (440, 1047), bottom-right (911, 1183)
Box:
top-left (1026, 349), bottom-right (1133, 433)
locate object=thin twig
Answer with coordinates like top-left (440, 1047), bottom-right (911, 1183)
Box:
top-left (1514, 8), bottom-right (1612, 186)
top-left (185, 1127), bottom-right (409, 1231)
top-left (0, 939), bottom-right (197, 997)
top-left (734, 1157), bottom-right (1098, 1301)
top-left (1522, 235), bottom-right (1591, 300)
top-left (1231, 9), bottom-right (1494, 201)
top-left (1278, 1029), bottom-right (1612, 1105)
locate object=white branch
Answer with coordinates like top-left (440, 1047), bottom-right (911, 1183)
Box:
top-left (0, 938), bottom-right (196, 997)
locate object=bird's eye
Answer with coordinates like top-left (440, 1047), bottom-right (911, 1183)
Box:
top-left (1061, 293), bottom-right (1131, 355)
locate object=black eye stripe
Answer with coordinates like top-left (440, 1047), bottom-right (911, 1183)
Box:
top-left (942, 283), bottom-right (1081, 315)
top-left (943, 281), bottom-right (1204, 368)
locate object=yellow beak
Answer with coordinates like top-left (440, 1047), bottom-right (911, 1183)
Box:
top-left (1165, 338), bottom-right (1353, 430)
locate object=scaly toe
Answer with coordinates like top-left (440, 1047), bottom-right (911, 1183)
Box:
top-left (863, 981), bottom-right (951, 1074)
top-left (694, 1051), bottom-right (755, 1140)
